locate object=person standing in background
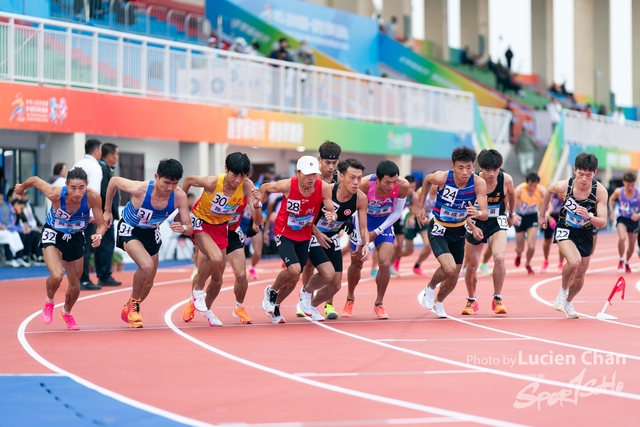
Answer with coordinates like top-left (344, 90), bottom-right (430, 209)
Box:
top-left (73, 139), bottom-right (103, 291)
top-left (505, 46), bottom-right (514, 70)
top-left (95, 143), bottom-right (122, 287)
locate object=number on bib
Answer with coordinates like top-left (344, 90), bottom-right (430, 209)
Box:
top-left (555, 227), bottom-right (570, 241)
top-left (55, 209), bottom-right (71, 221)
top-left (235, 227), bottom-right (244, 241)
top-left (118, 222), bottom-right (134, 237)
top-left (441, 186), bottom-right (458, 204)
top-left (42, 229), bottom-right (57, 244)
top-left (564, 198), bottom-right (579, 213)
top-left (287, 199), bottom-right (301, 214)
top-left (331, 234), bottom-right (341, 251)
top-left (497, 215), bottom-right (509, 230)
top-left (154, 228), bottom-right (162, 244)
top-left (190, 214), bottom-right (203, 231)
top-left (431, 222), bottom-right (446, 237)
top-left (136, 207), bottom-right (153, 227)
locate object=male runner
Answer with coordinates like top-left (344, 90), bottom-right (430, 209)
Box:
top-left (298, 158), bottom-right (370, 320)
top-left (513, 172), bottom-right (546, 274)
top-left (462, 149), bottom-right (515, 315)
top-left (103, 159), bottom-right (192, 328)
top-left (608, 172), bottom-right (639, 273)
top-left (181, 152), bottom-right (261, 326)
top-left (260, 156), bottom-right (336, 324)
top-left (341, 160), bottom-right (411, 319)
top-left (14, 168), bottom-right (106, 330)
top-left (417, 146), bottom-right (488, 318)
top-left (539, 152), bottom-right (608, 318)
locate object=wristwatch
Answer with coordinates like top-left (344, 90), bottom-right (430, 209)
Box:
top-left (588, 212), bottom-right (594, 219)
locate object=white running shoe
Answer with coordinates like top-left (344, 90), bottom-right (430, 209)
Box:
top-left (306, 306), bottom-right (325, 321)
top-left (192, 290), bottom-right (207, 312)
top-left (434, 302), bottom-right (448, 318)
top-left (298, 288), bottom-right (313, 316)
top-left (202, 310), bottom-right (223, 326)
top-left (262, 286), bottom-right (276, 318)
top-left (422, 286), bottom-right (435, 310)
top-left (552, 289), bottom-right (568, 312)
top-left (271, 306), bottom-right (286, 324)
top-left (564, 301), bottom-right (579, 319)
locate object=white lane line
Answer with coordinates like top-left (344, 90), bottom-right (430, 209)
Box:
top-left (529, 266), bottom-right (640, 330)
top-left (164, 301), bottom-right (529, 427)
top-left (294, 370), bottom-right (478, 377)
top-left (216, 417), bottom-right (463, 426)
top-left (307, 317), bottom-right (640, 402)
top-left (377, 338), bottom-right (530, 342)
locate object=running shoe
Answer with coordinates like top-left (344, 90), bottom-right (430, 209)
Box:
top-left (492, 297), bottom-right (507, 314)
top-left (324, 303), bottom-right (339, 319)
top-left (564, 301), bottom-right (579, 319)
top-left (553, 289), bottom-right (568, 311)
top-left (526, 265), bottom-right (534, 275)
top-left (625, 263), bottom-right (632, 274)
top-left (60, 312), bottom-right (80, 330)
top-left (191, 290), bottom-right (207, 312)
top-left (297, 288), bottom-right (313, 316)
top-left (262, 286), bottom-right (276, 318)
top-left (515, 256), bottom-right (521, 267)
top-left (370, 269), bottom-right (378, 278)
top-left (249, 267), bottom-right (259, 280)
top-left (412, 266), bottom-right (425, 276)
top-left (183, 299), bottom-right (195, 322)
top-left (434, 302), bottom-right (447, 318)
top-left (121, 302), bottom-right (130, 323)
top-left (390, 267), bottom-right (399, 278)
top-left (618, 260), bottom-right (624, 269)
top-left (232, 306), bottom-right (252, 324)
top-left (341, 300), bottom-right (354, 317)
top-left (479, 263), bottom-right (491, 276)
top-left (202, 310), bottom-right (223, 326)
top-left (393, 258), bottom-right (400, 272)
top-left (42, 302), bottom-right (54, 324)
top-left (461, 300), bottom-right (479, 315)
top-left (128, 298), bottom-right (143, 328)
top-left (541, 260), bottom-right (549, 273)
top-left (271, 305), bottom-right (286, 324)
top-left (373, 305), bottom-right (389, 319)
top-left (557, 263), bottom-right (564, 271)
top-left (421, 286), bottom-right (435, 310)
top-left (304, 305), bottom-right (325, 321)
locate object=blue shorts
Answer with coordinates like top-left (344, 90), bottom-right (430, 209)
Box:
top-left (350, 215), bottom-right (395, 250)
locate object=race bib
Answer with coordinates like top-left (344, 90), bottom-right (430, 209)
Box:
top-left (287, 214), bottom-right (313, 230)
top-left (209, 193), bottom-right (237, 215)
top-left (235, 226), bottom-right (244, 241)
top-left (555, 227), bottom-right (570, 241)
top-left (154, 228), bottom-right (162, 244)
top-left (497, 215), bottom-right (508, 230)
top-left (431, 222), bottom-right (446, 237)
top-left (55, 208), bottom-right (71, 221)
top-left (287, 199), bottom-right (301, 214)
top-left (41, 228), bottom-right (57, 244)
top-left (488, 205), bottom-right (500, 218)
top-left (190, 214), bottom-right (203, 231)
top-left (118, 221), bottom-right (134, 237)
top-left (440, 185), bottom-right (459, 204)
top-left (136, 207), bottom-right (154, 227)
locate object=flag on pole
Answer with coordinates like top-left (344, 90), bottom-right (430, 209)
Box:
top-left (607, 276), bottom-right (626, 306)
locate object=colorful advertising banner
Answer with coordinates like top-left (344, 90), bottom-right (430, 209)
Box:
top-left (538, 113), bottom-right (564, 187)
top-left (0, 82), bottom-right (472, 158)
top-left (377, 34), bottom-right (507, 109)
top-left (212, 0), bottom-right (380, 74)
top-left (568, 145), bottom-right (640, 171)
top-left (473, 100), bottom-right (493, 151)
top-left (206, 0), bottom-right (352, 72)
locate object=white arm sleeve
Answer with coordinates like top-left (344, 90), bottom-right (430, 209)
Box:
top-left (376, 198), bottom-right (406, 232)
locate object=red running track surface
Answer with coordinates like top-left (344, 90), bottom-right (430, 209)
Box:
top-left (3, 232), bottom-right (640, 426)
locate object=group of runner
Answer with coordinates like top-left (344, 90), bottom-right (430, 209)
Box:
top-left (14, 139), bottom-right (636, 329)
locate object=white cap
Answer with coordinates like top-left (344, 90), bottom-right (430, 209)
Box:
top-left (296, 155), bottom-right (321, 175)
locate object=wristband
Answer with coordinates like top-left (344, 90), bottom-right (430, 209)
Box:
top-left (182, 224), bottom-right (187, 232)
top-left (477, 210), bottom-right (482, 218)
top-left (588, 212), bottom-right (594, 219)
top-left (96, 234), bottom-right (102, 240)
top-left (374, 227), bottom-right (383, 236)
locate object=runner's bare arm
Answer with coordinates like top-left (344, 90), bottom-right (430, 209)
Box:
top-left (182, 175), bottom-right (217, 194)
top-left (171, 189), bottom-right (193, 235)
top-left (87, 189), bottom-right (107, 247)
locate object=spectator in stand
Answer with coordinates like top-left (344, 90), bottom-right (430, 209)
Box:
top-left (612, 107), bottom-right (626, 124)
top-left (384, 16), bottom-right (398, 39)
top-left (546, 98), bottom-right (562, 132)
top-left (505, 46), bottom-right (514, 70)
top-left (230, 37), bottom-right (249, 54)
top-left (460, 46), bottom-right (479, 68)
top-left (269, 38), bottom-right (293, 63)
top-left (18, 192), bottom-right (44, 265)
top-left (207, 37), bottom-right (217, 49)
top-left (597, 105), bottom-right (607, 116)
top-left (49, 163), bottom-right (68, 186)
top-left (247, 41), bottom-right (261, 56)
top-left (0, 195), bottom-right (25, 268)
top-left (515, 127), bottom-right (537, 175)
top-left (295, 41), bottom-right (315, 66)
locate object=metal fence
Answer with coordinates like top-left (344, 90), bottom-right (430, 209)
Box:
top-left (0, 12), bottom-right (475, 133)
top-left (478, 106), bottom-right (512, 146)
top-left (564, 110), bottom-right (640, 152)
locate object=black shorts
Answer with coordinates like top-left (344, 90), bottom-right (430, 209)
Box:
top-left (515, 213), bottom-right (539, 233)
top-left (275, 235), bottom-right (310, 270)
top-left (227, 227), bottom-right (244, 254)
top-left (393, 218), bottom-right (404, 236)
top-left (544, 213), bottom-right (560, 239)
top-left (244, 218), bottom-right (258, 238)
top-left (116, 222), bottom-right (162, 256)
top-left (308, 234), bottom-right (343, 272)
top-left (466, 217), bottom-right (507, 245)
top-left (427, 219), bottom-right (467, 265)
top-left (40, 224), bottom-right (85, 262)
top-left (405, 217), bottom-right (429, 241)
top-left (554, 226), bottom-right (594, 258)
top-left (617, 216), bottom-right (640, 234)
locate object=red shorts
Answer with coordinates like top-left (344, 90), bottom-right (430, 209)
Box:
top-left (192, 221), bottom-right (229, 250)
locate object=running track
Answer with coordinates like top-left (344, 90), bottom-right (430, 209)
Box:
top-left (2, 232), bottom-right (639, 426)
